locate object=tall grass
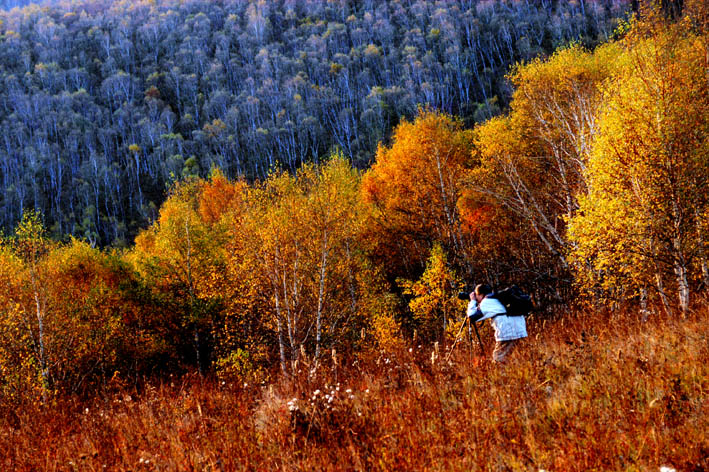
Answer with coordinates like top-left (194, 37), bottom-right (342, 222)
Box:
top-left (2, 306), bottom-right (707, 471)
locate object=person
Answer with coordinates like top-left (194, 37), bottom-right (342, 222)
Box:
top-left (467, 283), bottom-right (527, 363)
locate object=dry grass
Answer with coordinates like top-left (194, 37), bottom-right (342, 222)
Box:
top-left (1, 307), bottom-right (707, 471)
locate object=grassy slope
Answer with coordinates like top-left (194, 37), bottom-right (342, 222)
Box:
top-left (1, 307), bottom-right (707, 471)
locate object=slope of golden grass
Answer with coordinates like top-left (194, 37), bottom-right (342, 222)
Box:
top-left (2, 306), bottom-right (707, 471)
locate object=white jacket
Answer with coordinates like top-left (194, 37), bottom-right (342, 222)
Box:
top-left (467, 296), bottom-right (527, 342)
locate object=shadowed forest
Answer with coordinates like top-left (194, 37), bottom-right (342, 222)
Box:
top-left (0, 0), bottom-right (629, 244)
top-left (0, 0), bottom-right (707, 471)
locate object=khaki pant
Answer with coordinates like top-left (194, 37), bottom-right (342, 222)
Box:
top-left (492, 339), bottom-right (520, 363)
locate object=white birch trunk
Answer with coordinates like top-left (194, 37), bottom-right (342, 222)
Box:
top-left (314, 230), bottom-right (329, 360)
top-left (674, 259), bottom-right (690, 316)
top-left (274, 291), bottom-right (287, 375)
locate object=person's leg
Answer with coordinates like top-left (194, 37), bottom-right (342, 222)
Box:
top-left (492, 339), bottom-right (517, 363)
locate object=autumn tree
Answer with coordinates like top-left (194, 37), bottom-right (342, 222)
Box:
top-left (398, 243), bottom-right (464, 344)
top-left (237, 167), bottom-right (305, 375)
top-left (300, 155), bottom-right (366, 360)
top-left (569, 10), bottom-right (708, 315)
top-left (467, 42), bottom-right (623, 303)
top-left (1, 213), bottom-right (165, 401)
top-left (203, 171), bottom-right (274, 382)
top-left (0, 238), bottom-right (43, 406)
top-left (131, 176), bottom-right (227, 372)
top-left (236, 155), bottom-right (374, 375)
top-left (9, 211), bottom-right (54, 396)
top-left (39, 239), bottom-right (169, 393)
top-left (361, 109), bottom-right (474, 279)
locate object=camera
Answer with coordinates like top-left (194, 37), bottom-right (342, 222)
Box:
top-left (457, 291), bottom-right (471, 301)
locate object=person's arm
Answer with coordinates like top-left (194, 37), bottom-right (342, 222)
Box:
top-left (467, 299), bottom-right (483, 322)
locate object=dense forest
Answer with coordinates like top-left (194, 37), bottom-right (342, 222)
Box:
top-left (0, 0), bottom-right (56, 10)
top-left (0, 0), bottom-right (630, 245)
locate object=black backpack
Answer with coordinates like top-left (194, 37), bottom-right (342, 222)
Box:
top-left (490, 285), bottom-right (534, 317)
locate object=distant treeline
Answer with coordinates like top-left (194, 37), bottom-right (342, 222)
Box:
top-left (0, 0), bottom-right (629, 245)
top-left (0, 1), bottom-right (54, 10)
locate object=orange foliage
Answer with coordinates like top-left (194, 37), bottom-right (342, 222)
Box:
top-left (197, 169), bottom-right (248, 226)
top-left (362, 108), bottom-right (474, 275)
top-left (461, 42), bottom-right (623, 293)
top-left (41, 240), bottom-right (167, 392)
top-left (457, 183), bottom-right (495, 237)
top-left (1, 215), bottom-right (168, 404)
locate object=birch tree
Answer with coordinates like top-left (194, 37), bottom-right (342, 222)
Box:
top-left (569, 15), bottom-right (708, 315)
top-left (467, 43), bottom-right (622, 300)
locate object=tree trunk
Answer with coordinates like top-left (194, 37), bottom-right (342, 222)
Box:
top-left (639, 286), bottom-right (649, 322)
top-left (695, 210), bottom-right (709, 287)
top-left (315, 231), bottom-right (329, 360)
top-left (194, 329), bottom-right (202, 375)
top-left (655, 271), bottom-right (673, 316)
top-left (35, 291), bottom-right (48, 400)
top-left (275, 291), bottom-right (287, 375)
top-left (674, 259), bottom-right (690, 316)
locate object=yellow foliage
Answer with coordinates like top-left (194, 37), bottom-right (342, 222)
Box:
top-left (398, 244), bottom-right (464, 343)
top-left (569, 16), bottom-right (708, 310)
top-left (466, 43), bottom-right (624, 285)
top-left (219, 154), bottom-right (387, 373)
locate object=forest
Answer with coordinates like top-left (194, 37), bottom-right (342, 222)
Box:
top-left (0, 0), bottom-right (629, 244)
top-left (0, 1), bottom-right (707, 470)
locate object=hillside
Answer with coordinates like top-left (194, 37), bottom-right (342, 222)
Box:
top-left (0, 0), bottom-right (629, 244)
top-left (0, 0), bottom-right (707, 405)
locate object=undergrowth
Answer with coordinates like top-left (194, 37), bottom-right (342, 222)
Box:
top-left (1, 307), bottom-right (707, 471)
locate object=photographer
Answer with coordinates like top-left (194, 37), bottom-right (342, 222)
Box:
top-left (467, 284), bottom-right (527, 363)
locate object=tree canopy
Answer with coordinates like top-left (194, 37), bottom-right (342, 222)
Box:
top-left (0, 0), bottom-right (629, 245)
